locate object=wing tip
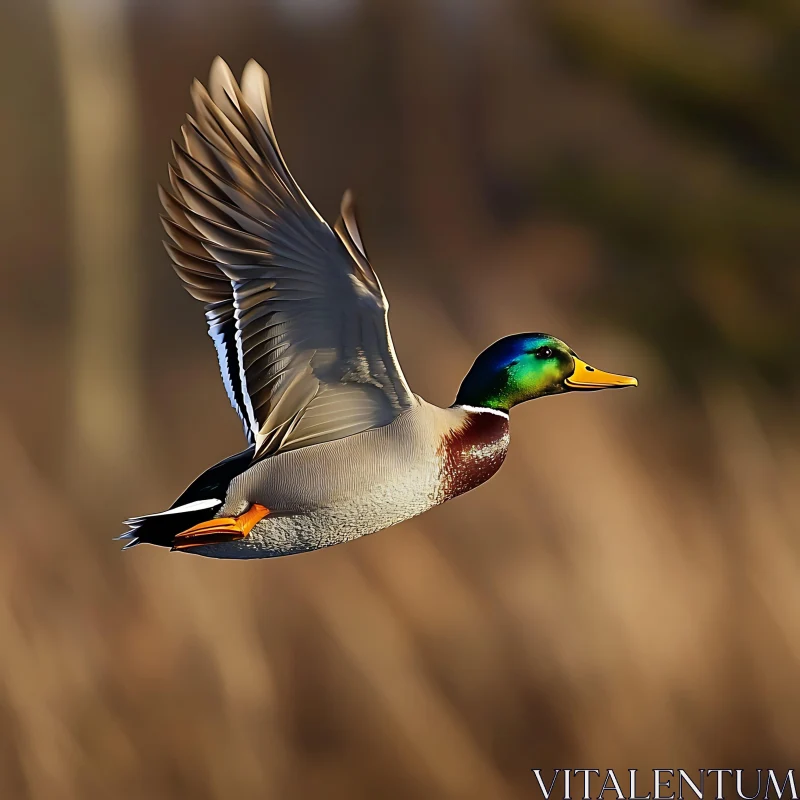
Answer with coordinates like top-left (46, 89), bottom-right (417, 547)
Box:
top-left (242, 58), bottom-right (269, 85)
top-left (340, 188), bottom-right (355, 215)
top-left (335, 188), bottom-right (371, 265)
top-left (209, 55), bottom-right (231, 75)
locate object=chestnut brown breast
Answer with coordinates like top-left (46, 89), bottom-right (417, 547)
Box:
top-left (438, 410), bottom-right (510, 502)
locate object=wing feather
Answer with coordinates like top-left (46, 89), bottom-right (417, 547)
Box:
top-left (160, 58), bottom-right (416, 458)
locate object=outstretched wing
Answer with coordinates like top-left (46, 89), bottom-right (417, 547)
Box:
top-left (160, 58), bottom-right (417, 458)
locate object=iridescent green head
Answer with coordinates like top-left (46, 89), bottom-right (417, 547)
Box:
top-left (455, 333), bottom-right (637, 412)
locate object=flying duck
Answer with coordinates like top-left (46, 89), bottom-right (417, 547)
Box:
top-left (120, 58), bottom-right (637, 559)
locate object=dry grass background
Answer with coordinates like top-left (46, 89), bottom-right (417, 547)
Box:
top-left (1, 1), bottom-right (799, 798)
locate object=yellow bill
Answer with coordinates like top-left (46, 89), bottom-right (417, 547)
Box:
top-left (565, 357), bottom-right (638, 390)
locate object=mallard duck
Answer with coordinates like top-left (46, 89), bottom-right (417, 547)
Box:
top-left (120, 58), bottom-right (637, 559)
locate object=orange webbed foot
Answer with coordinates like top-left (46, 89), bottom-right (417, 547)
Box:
top-left (172, 503), bottom-right (270, 550)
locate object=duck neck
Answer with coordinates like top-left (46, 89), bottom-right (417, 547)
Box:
top-left (452, 403), bottom-right (510, 419)
top-left (439, 404), bottom-right (510, 501)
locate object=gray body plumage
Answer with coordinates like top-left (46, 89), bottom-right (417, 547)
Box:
top-left (189, 402), bottom-right (506, 559)
top-left (184, 403), bottom-right (450, 558)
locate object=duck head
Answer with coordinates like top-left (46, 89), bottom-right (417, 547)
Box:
top-left (455, 333), bottom-right (637, 412)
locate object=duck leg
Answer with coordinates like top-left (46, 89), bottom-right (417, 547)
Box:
top-left (172, 503), bottom-right (270, 550)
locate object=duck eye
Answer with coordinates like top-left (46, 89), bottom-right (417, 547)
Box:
top-left (534, 346), bottom-right (553, 359)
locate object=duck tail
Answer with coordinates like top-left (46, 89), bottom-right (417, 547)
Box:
top-left (119, 446), bottom-right (255, 550)
top-left (118, 499), bottom-right (223, 549)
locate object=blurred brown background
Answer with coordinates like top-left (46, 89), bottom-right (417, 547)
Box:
top-left (1, 0), bottom-right (800, 798)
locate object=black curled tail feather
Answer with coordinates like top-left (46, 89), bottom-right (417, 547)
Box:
top-left (119, 446), bottom-right (255, 549)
